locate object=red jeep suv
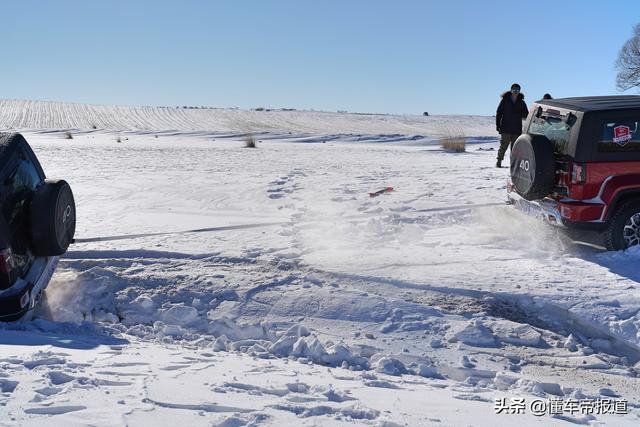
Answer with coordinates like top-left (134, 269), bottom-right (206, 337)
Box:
top-left (508, 96), bottom-right (640, 250)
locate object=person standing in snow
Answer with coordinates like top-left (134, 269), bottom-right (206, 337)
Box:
top-left (495, 83), bottom-right (529, 168)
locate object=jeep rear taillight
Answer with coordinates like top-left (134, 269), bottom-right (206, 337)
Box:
top-left (571, 163), bottom-right (586, 184)
top-left (0, 248), bottom-right (16, 290)
top-left (0, 248), bottom-right (14, 274)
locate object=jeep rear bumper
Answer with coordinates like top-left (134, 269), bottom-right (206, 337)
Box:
top-left (507, 192), bottom-right (565, 227)
top-left (507, 191), bottom-right (607, 230)
top-left (0, 256), bottom-right (58, 322)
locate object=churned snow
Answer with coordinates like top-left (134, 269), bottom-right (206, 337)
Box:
top-left (0, 100), bottom-right (638, 426)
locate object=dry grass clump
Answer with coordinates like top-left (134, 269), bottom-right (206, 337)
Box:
top-left (438, 125), bottom-right (466, 152)
top-left (440, 137), bottom-right (466, 152)
top-left (244, 134), bottom-right (257, 148)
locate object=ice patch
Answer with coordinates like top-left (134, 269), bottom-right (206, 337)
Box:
top-left (291, 336), bottom-right (368, 368)
top-left (491, 322), bottom-right (542, 347)
top-left (364, 380), bottom-right (399, 389)
top-left (418, 363), bottom-right (443, 379)
top-left (23, 405), bottom-right (87, 415)
top-left (208, 317), bottom-right (271, 342)
top-left (374, 357), bottom-right (408, 376)
top-left (34, 386), bottom-right (62, 396)
top-left (212, 336), bottom-right (229, 352)
top-left (0, 379), bottom-right (18, 393)
top-left (48, 371), bottom-right (75, 385)
top-left (452, 320), bottom-right (497, 347)
top-left (599, 387), bottom-right (620, 398)
top-left (269, 402), bottom-right (379, 420)
top-left (24, 356), bottom-right (66, 370)
top-left (564, 334), bottom-right (580, 352)
top-left (322, 387), bottom-right (356, 402)
top-left (159, 304), bottom-right (199, 326)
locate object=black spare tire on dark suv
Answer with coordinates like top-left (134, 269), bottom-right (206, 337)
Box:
top-left (0, 133), bottom-right (76, 257)
top-left (0, 133), bottom-right (76, 320)
top-left (29, 179), bottom-right (76, 256)
top-left (510, 134), bottom-right (556, 201)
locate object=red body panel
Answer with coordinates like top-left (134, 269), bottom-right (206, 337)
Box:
top-left (558, 202), bottom-right (604, 222)
top-left (554, 161), bottom-right (640, 222)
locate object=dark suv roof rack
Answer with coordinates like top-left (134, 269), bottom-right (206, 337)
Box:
top-left (538, 96), bottom-right (640, 112)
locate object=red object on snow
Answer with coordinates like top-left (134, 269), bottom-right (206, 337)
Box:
top-left (369, 187), bottom-right (394, 197)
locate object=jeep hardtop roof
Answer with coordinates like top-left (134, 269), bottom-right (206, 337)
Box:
top-left (537, 95), bottom-right (640, 112)
top-left (527, 95), bottom-right (640, 162)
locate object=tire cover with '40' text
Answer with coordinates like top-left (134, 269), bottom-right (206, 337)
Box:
top-left (510, 134), bottom-right (556, 201)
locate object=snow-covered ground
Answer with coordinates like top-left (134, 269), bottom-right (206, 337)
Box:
top-left (0, 101), bottom-right (639, 426)
top-left (0, 99), bottom-right (491, 137)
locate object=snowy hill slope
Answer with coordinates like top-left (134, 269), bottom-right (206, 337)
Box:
top-left (0, 101), bottom-right (639, 426)
top-left (0, 99), bottom-right (493, 137)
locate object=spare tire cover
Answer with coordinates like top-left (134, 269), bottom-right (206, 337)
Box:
top-left (510, 134), bottom-right (556, 201)
top-left (29, 179), bottom-right (76, 256)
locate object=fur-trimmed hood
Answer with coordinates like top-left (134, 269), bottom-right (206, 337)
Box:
top-left (501, 91), bottom-right (525, 100)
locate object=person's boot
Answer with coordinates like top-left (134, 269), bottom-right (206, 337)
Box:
top-left (496, 159), bottom-right (502, 168)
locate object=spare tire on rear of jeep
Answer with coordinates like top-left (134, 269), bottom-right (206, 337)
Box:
top-left (29, 179), bottom-right (76, 256)
top-left (510, 134), bottom-right (556, 201)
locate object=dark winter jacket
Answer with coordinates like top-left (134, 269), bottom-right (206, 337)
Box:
top-left (496, 92), bottom-right (529, 135)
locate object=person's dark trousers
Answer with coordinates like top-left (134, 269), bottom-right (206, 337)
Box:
top-left (497, 133), bottom-right (519, 162)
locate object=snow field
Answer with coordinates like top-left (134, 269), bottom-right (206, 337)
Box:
top-left (0, 103), bottom-right (638, 425)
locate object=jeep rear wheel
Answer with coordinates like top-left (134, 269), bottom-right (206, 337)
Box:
top-left (604, 200), bottom-right (640, 251)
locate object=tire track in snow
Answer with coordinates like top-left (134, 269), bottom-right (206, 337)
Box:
top-left (311, 268), bottom-right (640, 364)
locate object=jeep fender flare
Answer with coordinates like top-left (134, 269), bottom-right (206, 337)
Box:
top-left (596, 175), bottom-right (640, 222)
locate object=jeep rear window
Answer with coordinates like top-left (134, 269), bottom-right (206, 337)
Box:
top-left (2, 159), bottom-right (41, 228)
top-left (598, 120), bottom-right (640, 152)
top-left (0, 157), bottom-right (40, 275)
top-left (528, 113), bottom-right (572, 154)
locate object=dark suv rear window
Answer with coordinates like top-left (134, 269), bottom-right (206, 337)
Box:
top-left (528, 113), bottom-right (573, 154)
top-left (598, 119), bottom-right (640, 152)
top-left (0, 156), bottom-right (41, 274)
top-left (3, 159), bottom-right (41, 227)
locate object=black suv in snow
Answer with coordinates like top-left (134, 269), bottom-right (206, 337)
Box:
top-left (508, 96), bottom-right (640, 250)
top-left (0, 133), bottom-right (76, 321)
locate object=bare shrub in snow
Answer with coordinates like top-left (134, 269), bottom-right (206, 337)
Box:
top-left (244, 134), bottom-right (257, 148)
top-left (441, 137), bottom-right (466, 152)
top-left (438, 125), bottom-right (466, 152)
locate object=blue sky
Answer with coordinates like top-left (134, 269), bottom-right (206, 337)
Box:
top-left (0, 1), bottom-right (637, 115)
